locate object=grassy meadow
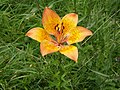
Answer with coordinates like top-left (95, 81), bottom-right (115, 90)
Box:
top-left (0, 0), bottom-right (120, 89)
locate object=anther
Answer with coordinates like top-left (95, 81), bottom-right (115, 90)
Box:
top-left (54, 24), bottom-right (59, 30)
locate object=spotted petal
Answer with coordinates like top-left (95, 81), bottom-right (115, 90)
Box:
top-left (61, 13), bottom-right (78, 36)
top-left (59, 45), bottom-right (78, 62)
top-left (40, 40), bottom-right (60, 56)
top-left (67, 26), bottom-right (93, 44)
top-left (42, 7), bottom-right (61, 35)
top-left (26, 27), bottom-right (52, 42)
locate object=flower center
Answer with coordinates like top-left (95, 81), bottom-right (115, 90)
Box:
top-left (54, 23), bottom-right (64, 34)
top-left (54, 23), bottom-right (67, 45)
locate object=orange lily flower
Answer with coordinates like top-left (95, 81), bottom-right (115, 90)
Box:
top-left (26, 7), bottom-right (92, 62)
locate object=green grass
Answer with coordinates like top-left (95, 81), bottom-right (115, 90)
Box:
top-left (0, 0), bottom-right (120, 89)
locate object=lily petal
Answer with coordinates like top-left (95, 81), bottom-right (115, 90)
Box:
top-left (61, 13), bottom-right (78, 36)
top-left (42, 7), bottom-right (61, 35)
top-left (59, 45), bottom-right (78, 62)
top-left (67, 26), bottom-right (93, 44)
top-left (26, 27), bottom-right (52, 42)
top-left (40, 40), bottom-right (60, 56)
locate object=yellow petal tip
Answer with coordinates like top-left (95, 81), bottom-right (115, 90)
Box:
top-left (45, 7), bottom-right (49, 9)
top-left (69, 13), bottom-right (78, 17)
top-left (59, 45), bottom-right (78, 62)
top-left (75, 60), bottom-right (78, 63)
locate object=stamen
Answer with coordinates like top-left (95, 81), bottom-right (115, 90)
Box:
top-left (54, 24), bottom-right (59, 30)
top-left (54, 23), bottom-right (65, 34)
top-left (61, 22), bottom-right (64, 34)
top-left (63, 26), bottom-right (65, 29)
top-left (54, 24), bottom-right (60, 34)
